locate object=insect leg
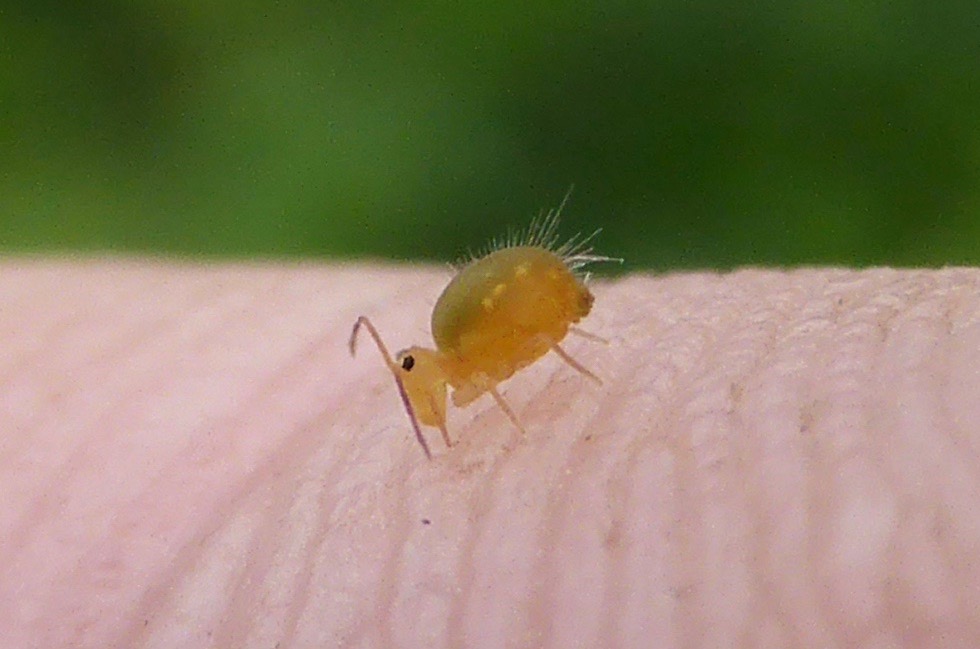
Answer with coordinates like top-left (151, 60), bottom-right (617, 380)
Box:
top-left (483, 381), bottom-right (527, 435)
top-left (550, 342), bottom-right (602, 385)
top-left (568, 326), bottom-right (609, 344)
top-left (429, 393), bottom-right (454, 449)
top-left (437, 422), bottom-right (453, 449)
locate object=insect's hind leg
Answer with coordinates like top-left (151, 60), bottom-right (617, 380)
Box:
top-left (568, 326), bottom-right (608, 344)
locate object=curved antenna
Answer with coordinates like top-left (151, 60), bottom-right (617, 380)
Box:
top-left (349, 316), bottom-right (432, 460)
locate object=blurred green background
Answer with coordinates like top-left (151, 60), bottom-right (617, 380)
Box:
top-left (3, 0), bottom-right (979, 269)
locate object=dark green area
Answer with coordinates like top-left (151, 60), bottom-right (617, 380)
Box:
top-left (3, 1), bottom-right (979, 269)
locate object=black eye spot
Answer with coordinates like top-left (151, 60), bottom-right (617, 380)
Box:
top-left (401, 355), bottom-right (415, 371)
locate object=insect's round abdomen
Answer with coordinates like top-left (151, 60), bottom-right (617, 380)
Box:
top-left (431, 246), bottom-right (592, 383)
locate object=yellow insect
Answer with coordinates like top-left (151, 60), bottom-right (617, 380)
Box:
top-left (349, 190), bottom-right (617, 458)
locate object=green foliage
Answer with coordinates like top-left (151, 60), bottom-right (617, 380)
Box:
top-left (3, 0), bottom-right (979, 268)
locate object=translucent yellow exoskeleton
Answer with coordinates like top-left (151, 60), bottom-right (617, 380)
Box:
top-left (350, 190), bottom-right (618, 458)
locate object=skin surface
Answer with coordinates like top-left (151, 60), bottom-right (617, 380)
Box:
top-left (2, 259), bottom-right (980, 648)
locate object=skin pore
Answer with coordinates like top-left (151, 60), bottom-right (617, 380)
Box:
top-left (2, 259), bottom-right (979, 647)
